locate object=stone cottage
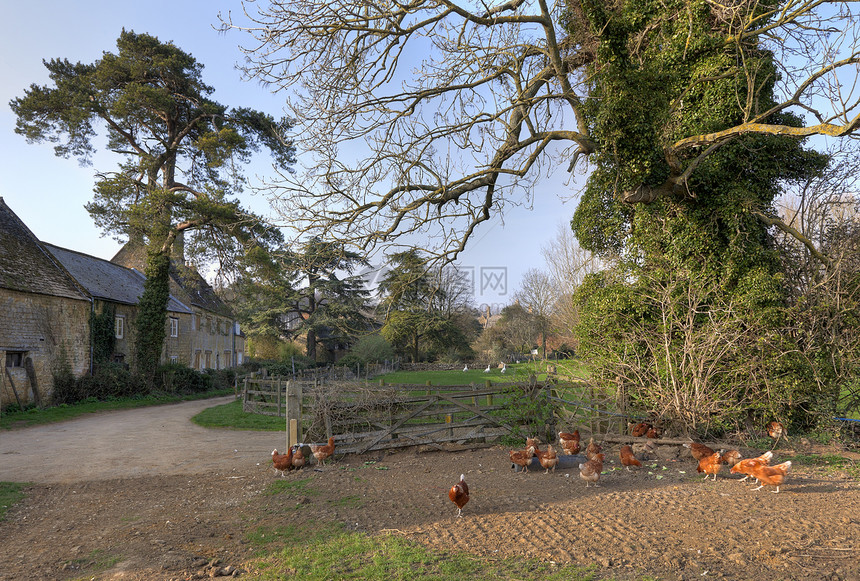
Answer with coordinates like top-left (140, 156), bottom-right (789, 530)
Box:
top-left (111, 239), bottom-right (245, 371)
top-left (44, 243), bottom-right (193, 369)
top-left (1, 197), bottom-right (246, 407)
top-left (0, 198), bottom-right (91, 407)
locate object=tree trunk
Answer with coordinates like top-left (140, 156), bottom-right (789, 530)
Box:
top-left (306, 328), bottom-right (317, 361)
top-left (135, 249), bottom-right (171, 388)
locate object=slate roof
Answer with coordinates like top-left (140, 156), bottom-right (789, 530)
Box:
top-left (0, 197), bottom-right (89, 302)
top-left (112, 240), bottom-right (232, 317)
top-left (44, 243), bottom-right (192, 314)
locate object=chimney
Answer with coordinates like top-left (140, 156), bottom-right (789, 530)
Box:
top-left (173, 230), bottom-right (186, 265)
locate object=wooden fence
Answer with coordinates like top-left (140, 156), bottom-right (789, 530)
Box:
top-left (243, 378), bottom-right (531, 453)
top-left (242, 375), bottom-right (629, 454)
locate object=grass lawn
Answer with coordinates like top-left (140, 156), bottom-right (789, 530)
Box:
top-left (376, 360), bottom-right (589, 386)
top-left (192, 398), bottom-right (284, 431)
top-left (246, 522), bottom-right (611, 580)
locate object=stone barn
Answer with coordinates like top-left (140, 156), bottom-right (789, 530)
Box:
top-left (0, 198), bottom-right (92, 407)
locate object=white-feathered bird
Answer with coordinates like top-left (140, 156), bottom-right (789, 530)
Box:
top-left (501, 363), bottom-right (507, 373)
top-left (463, 364), bottom-right (468, 372)
top-left (484, 365), bottom-right (491, 373)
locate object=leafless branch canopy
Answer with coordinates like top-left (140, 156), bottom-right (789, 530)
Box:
top-left (222, 0), bottom-right (860, 259)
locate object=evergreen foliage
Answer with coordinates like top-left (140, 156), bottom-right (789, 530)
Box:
top-left (236, 238), bottom-right (373, 361)
top-left (567, 0), bottom-right (831, 434)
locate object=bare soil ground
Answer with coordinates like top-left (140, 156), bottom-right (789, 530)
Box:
top-left (1, 398), bottom-right (859, 581)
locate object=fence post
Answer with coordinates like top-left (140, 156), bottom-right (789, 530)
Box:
top-left (289, 419), bottom-right (298, 449)
top-left (285, 380), bottom-right (303, 445)
top-left (242, 376), bottom-right (248, 412)
top-left (285, 388), bottom-right (290, 452)
top-left (277, 377), bottom-right (282, 418)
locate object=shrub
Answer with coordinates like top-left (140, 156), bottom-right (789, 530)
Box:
top-left (260, 354), bottom-right (316, 377)
top-left (349, 334), bottom-right (395, 363)
top-left (157, 363), bottom-right (212, 394)
top-left (204, 368), bottom-right (237, 391)
top-left (51, 349), bottom-right (82, 405)
top-left (493, 380), bottom-right (557, 446)
top-left (56, 363), bottom-right (148, 404)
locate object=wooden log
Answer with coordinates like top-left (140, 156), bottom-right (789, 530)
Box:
top-left (597, 434), bottom-right (705, 446)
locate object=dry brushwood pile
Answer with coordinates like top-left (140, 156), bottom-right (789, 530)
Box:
top-left (1, 398), bottom-right (859, 581)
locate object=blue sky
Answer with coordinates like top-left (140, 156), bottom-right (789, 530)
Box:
top-left (0, 1), bottom-right (581, 308)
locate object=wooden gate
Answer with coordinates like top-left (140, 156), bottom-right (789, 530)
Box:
top-left (242, 376), bottom-right (628, 454)
top-left (243, 379), bottom-right (520, 454)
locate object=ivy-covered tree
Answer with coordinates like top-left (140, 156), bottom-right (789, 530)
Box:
top-left (11, 30), bottom-right (293, 384)
top-left (568, 0), bottom-right (828, 434)
top-left (237, 238), bottom-right (373, 361)
top-left (221, 0), bottom-right (860, 263)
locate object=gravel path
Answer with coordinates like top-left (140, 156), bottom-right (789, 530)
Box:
top-left (0, 396), bottom-right (282, 483)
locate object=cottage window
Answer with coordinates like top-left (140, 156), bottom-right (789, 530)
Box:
top-left (5, 351), bottom-right (25, 368)
top-left (224, 350), bottom-right (232, 367)
top-left (205, 351), bottom-right (211, 368)
top-left (170, 355), bottom-right (178, 364)
top-left (169, 317), bottom-right (179, 337)
top-left (193, 350), bottom-right (201, 370)
top-left (115, 316), bottom-right (124, 339)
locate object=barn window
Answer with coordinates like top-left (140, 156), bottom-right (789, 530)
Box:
top-left (5, 351), bottom-right (25, 368)
top-left (169, 317), bottom-right (179, 337)
top-left (115, 316), bottom-right (124, 339)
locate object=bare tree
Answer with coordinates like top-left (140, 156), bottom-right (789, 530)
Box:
top-left (538, 222), bottom-right (601, 348)
top-left (428, 264), bottom-right (476, 316)
top-left (540, 222), bottom-right (602, 296)
top-left (221, 0), bottom-right (860, 261)
top-left (514, 268), bottom-right (555, 356)
top-left (773, 146), bottom-right (860, 417)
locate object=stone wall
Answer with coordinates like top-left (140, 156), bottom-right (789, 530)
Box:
top-left (185, 310), bottom-right (243, 370)
top-left (0, 288), bottom-right (91, 407)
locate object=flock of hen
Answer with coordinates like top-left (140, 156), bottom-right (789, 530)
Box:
top-left (268, 420), bottom-right (792, 521)
top-left (450, 420), bottom-right (793, 517)
top-left (271, 436), bottom-right (336, 476)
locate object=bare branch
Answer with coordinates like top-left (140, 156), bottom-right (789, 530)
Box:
top-left (221, 0), bottom-right (860, 260)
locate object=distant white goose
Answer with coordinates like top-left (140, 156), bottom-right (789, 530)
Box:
top-left (483, 364), bottom-right (491, 373)
top-left (501, 363), bottom-right (507, 373)
top-left (463, 364), bottom-right (468, 372)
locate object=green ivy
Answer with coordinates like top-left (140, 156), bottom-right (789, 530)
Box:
top-left (90, 302), bottom-right (116, 364)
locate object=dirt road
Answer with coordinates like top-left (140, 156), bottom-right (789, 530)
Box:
top-left (0, 396), bottom-right (282, 483)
